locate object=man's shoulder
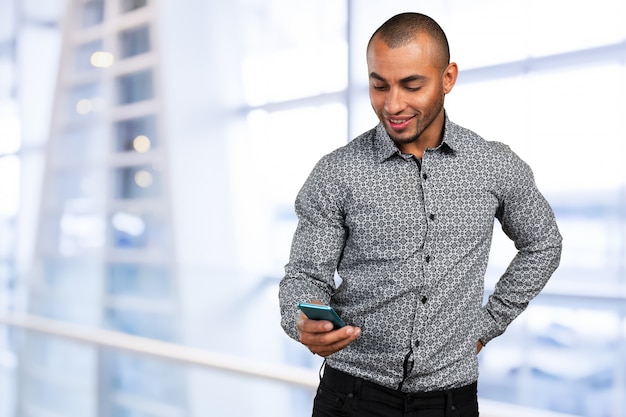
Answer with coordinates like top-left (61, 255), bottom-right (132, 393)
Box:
top-left (447, 119), bottom-right (513, 157)
top-left (323, 126), bottom-right (380, 163)
top-left (447, 120), bottom-right (532, 183)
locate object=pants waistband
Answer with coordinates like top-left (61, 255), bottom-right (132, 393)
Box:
top-left (322, 365), bottom-right (477, 410)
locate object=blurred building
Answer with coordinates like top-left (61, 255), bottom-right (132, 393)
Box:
top-left (1, 0), bottom-right (625, 416)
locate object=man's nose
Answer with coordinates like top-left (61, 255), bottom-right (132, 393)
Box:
top-left (385, 88), bottom-right (405, 114)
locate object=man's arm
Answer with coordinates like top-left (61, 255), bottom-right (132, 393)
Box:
top-left (479, 149), bottom-right (562, 345)
top-left (279, 155), bottom-right (352, 344)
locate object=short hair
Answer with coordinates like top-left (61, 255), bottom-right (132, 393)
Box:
top-left (368, 12), bottom-right (450, 68)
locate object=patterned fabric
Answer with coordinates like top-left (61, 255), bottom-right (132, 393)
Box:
top-left (279, 115), bottom-right (562, 392)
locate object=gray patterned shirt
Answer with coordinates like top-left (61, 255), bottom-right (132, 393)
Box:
top-left (279, 115), bottom-right (562, 392)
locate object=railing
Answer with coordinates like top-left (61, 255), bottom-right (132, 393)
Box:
top-left (0, 313), bottom-right (579, 417)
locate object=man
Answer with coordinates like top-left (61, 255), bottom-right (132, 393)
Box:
top-left (279, 12), bottom-right (562, 417)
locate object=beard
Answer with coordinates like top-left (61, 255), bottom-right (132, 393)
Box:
top-left (385, 91), bottom-right (445, 148)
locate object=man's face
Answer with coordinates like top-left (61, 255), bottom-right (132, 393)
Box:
top-left (366, 34), bottom-right (455, 149)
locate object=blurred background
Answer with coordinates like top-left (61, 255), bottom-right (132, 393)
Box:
top-left (0, 0), bottom-right (625, 416)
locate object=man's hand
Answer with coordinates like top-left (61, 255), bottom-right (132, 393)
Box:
top-left (477, 340), bottom-right (484, 353)
top-left (297, 313), bottom-right (361, 357)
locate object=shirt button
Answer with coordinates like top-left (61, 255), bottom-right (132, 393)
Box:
top-left (421, 296), bottom-right (428, 304)
top-left (415, 340), bottom-right (420, 347)
top-left (422, 173), bottom-right (428, 180)
top-left (425, 255), bottom-right (431, 263)
top-left (429, 213), bottom-right (435, 221)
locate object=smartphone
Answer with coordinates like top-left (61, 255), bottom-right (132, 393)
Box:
top-left (298, 303), bottom-right (346, 329)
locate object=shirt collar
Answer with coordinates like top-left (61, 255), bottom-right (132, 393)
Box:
top-left (440, 114), bottom-right (460, 153)
top-left (375, 112), bottom-right (457, 162)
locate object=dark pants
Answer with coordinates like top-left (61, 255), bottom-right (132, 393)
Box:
top-left (312, 366), bottom-right (479, 417)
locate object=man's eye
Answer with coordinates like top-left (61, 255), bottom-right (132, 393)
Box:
top-left (406, 86), bottom-right (422, 92)
top-left (372, 85), bottom-right (388, 91)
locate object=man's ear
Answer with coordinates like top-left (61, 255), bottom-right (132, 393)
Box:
top-left (442, 62), bottom-right (458, 94)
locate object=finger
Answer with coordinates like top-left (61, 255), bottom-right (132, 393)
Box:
top-left (300, 324), bottom-right (357, 345)
top-left (297, 314), bottom-right (334, 334)
top-left (311, 332), bottom-right (360, 357)
top-left (305, 326), bottom-right (361, 357)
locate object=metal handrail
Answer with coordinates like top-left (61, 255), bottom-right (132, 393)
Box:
top-left (0, 312), bottom-right (580, 417)
top-left (0, 312), bottom-right (318, 388)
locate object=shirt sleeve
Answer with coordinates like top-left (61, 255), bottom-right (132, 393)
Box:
top-left (279, 155), bottom-right (348, 341)
top-left (479, 147), bottom-right (563, 344)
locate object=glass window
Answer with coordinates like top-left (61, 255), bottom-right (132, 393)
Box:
top-left (109, 211), bottom-right (166, 250)
top-left (0, 321), bottom-right (16, 415)
top-left (241, 42), bottom-right (347, 105)
top-left (120, 0), bottom-right (147, 13)
top-left (0, 155), bottom-right (19, 217)
top-left (58, 211), bottom-right (106, 255)
top-left (48, 169), bottom-right (105, 202)
top-left (110, 212), bottom-right (147, 248)
top-left (0, 258), bottom-right (15, 312)
top-left (525, 64), bottom-right (625, 192)
top-left (116, 70), bottom-right (153, 105)
top-left (231, 104), bottom-right (347, 276)
top-left (115, 115), bottom-right (157, 153)
top-left (19, 335), bottom-right (96, 416)
top-left (67, 82), bottom-right (102, 119)
top-left (239, 0), bottom-right (348, 106)
top-left (38, 207), bottom-right (106, 257)
top-left (102, 352), bottom-right (184, 409)
top-left (80, 0), bottom-right (104, 28)
top-left (0, 102), bottom-right (21, 154)
top-left (119, 25), bottom-right (150, 58)
top-left (74, 39), bottom-right (104, 72)
top-left (30, 258), bottom-right (103, 323)
top-left (107, 263), bottom-right (171, 298)
top-left (58, 124), bottom-right (107, 163)
top-left (105, 309), bottom-right (176, 341)
top-left (22, 333), bottom-right (96, 377)
top-left (551, 197), bottom-right (625, 284)
top-left (112, 164), bottom-right (161, 199)
top-left (479, 304), bottom-right (623, 416)
top-left (524, 0), bottom-right (626, 58)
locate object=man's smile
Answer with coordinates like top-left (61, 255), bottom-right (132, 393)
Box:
top-left (387, 116), bottom-right (414, 130)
